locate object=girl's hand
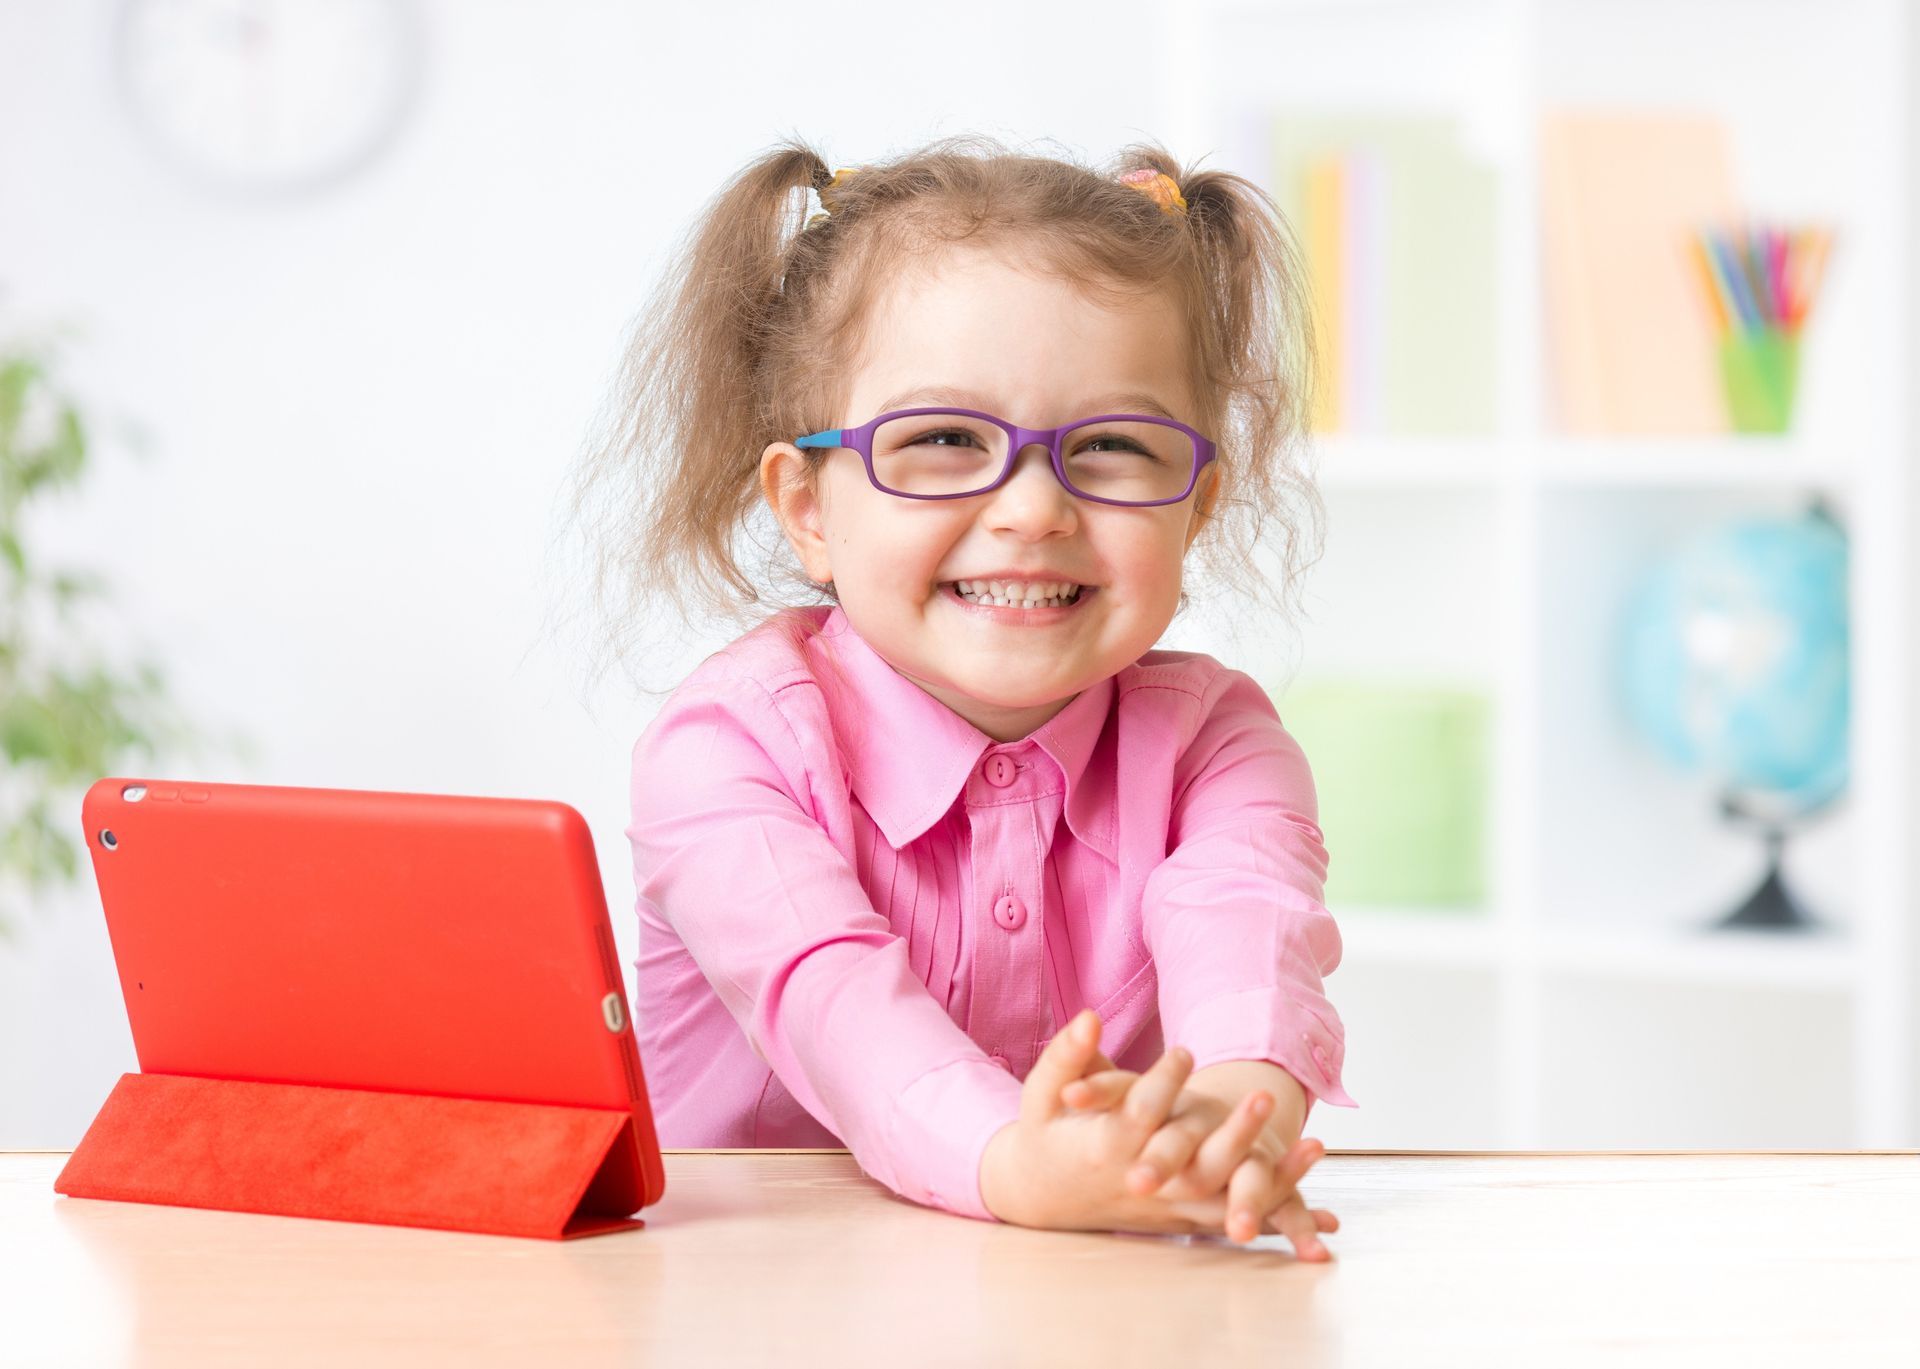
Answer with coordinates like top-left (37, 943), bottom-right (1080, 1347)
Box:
top-left (1061, 1061), bottom-right (1340, 1258)
top-left (978, 1010), bottom-right (1247, 1239)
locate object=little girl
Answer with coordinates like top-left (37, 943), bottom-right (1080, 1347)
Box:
top-left (581, 135), bottom-right (1356, 1258)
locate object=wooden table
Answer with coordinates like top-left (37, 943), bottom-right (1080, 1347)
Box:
top-left (5, 1148), bottom-right (1916, 1367)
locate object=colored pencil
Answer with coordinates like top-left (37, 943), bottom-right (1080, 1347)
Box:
top-left (1688, 220), bottom-right (1834, 339)
top-left (1764, 226), bottom-right (1787, 325)
top-left (1791, 227), bottom-right (1834, 333)
top-left (1710, 232), bottom-right (1759, 331)
top-left (1745, 226), bottom-right (1773, 323)
top-left (1687, 232), bottom-right (1731, 334)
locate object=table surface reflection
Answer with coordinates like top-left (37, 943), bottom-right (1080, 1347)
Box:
top-left (5, 1147), bottom-right (1917, 1368)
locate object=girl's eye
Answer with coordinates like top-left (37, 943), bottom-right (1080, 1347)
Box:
top-left (1076, 436), bottom-right (1161, 461)
top-left (914, 428), bottom-right (982, 448)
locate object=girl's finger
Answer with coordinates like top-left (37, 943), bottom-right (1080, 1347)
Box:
top-left (1020, 1008), bottom-right (1104, 1123)
top-left (1224, 1152), bottom-right (1280, 1244)
top-left (1060, 1068), bottom-right (1137, 1111)
top-left (1254, 1177), bottom-right (1339, 1246)
top-left (1184, 1090), bottom-right (1274, 1193)
top-left (1249, 1207), bottom-right (1341, 1237)
top-left (1266, 1194), bottom-right (1331, 1261)
top-left (1273, 1136), bottom-right (1327, 1197)
top-left (1116, 1045), bottom-right (1194, 1140)
top-left (1124, 1111), bottom-right (1217, 1195)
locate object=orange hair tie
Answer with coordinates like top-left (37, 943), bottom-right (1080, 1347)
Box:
top-left (1118, 167), bottom-right (1187, 216)
top-left (806, 166), bottom-right (861, 229)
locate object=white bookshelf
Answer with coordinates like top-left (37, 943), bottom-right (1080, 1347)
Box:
top-left (1159, 0), bottom-right (1914, 1148)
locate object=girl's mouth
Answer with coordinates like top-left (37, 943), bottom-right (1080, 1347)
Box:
top-left (939, 579), bottom-right (1094, 619)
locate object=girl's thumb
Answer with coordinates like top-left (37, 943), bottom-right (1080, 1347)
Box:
top-left (1019, 1009), bottom-right (1102, 1123)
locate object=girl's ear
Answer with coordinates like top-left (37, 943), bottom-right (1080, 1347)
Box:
top-left (760, 441), bottom-right (835, 584)
top-left (1184, 461), bottom-right (1223, 549)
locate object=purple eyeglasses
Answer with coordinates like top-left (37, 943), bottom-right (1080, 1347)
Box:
top-left (795, 406), bottom-right (1217, 508)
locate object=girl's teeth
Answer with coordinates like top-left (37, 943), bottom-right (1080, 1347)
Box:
top-left (951, 580), bottom-right (1083, 608)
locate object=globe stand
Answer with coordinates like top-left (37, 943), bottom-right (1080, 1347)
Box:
top-left (1714, 790), bottom-right (1827, 931)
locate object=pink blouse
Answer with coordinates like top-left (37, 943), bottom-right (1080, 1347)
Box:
top-left (627, 605), bottom-right (1355, 1221)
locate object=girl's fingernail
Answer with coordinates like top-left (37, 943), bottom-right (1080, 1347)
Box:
top-left (1250, 1094), bottom-right (1270, 1115)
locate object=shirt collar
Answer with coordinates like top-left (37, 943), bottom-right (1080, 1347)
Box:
top-left (812, 607), bottom-right (1117, 859)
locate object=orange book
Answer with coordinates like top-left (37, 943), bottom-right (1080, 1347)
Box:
top-left (1540, 112), bottom-right (1740, 433)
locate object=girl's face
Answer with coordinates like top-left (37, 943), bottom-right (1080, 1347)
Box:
top-left (761, 243), bottom-right (1218, 742)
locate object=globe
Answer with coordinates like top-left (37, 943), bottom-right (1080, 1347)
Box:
top-left (1617, 502), bottom-right (1850, 927)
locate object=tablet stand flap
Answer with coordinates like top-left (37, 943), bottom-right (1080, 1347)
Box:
top-left (54, 1073), bottom-right (647, 1241)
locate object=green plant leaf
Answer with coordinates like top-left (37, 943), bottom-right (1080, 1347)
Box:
top-left (0, 330), bottom-right (213, 934)
top-left (0, 355), bottom-right (39, 449)
top-left (49, 569), bottom-right (106, 605)
top-left (51, 405), bottom-right (86, 483)
top-left (0, 693), bottom-right (61, 763)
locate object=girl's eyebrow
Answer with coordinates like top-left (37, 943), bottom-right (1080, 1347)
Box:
top-left (876, 385), bottom-right (1183, 423)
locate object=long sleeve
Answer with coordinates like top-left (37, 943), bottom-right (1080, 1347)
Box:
top-left (628, 673), bottom-right (1024, 1220)
top-left (1140, 667), bottom-right (1358, 1112)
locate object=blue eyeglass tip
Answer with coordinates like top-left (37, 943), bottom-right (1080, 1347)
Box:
top-left (795, 430), bottom-right (842, 449)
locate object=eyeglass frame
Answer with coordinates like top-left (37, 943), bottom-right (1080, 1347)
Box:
top-left (794, 406), bottom-right (1218, 508)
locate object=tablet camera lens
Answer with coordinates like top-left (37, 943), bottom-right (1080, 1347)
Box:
top-left (99, 829), bottom-right (118, 850)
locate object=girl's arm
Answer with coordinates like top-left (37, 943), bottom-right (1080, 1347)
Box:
top-left (631, 673), bottom-right (1022, 1220)
top-left (1143, 665), bottom-right (1358, 1115)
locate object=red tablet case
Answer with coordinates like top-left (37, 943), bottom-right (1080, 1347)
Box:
top-left (55, 778), bottom-right (666, 1240)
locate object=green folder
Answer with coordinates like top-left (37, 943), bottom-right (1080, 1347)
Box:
top-left (1275, 680), bottom-right (1492, 908)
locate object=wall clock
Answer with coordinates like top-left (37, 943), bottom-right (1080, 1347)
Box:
top-left (114, 0), bottom-right (424, 198)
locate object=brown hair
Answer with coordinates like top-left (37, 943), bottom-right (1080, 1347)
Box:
top-left (561, 132), bottom-right (1323, 695)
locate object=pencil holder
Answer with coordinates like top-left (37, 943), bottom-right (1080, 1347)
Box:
top-left (1717, 327), bottom-right (1800, 434)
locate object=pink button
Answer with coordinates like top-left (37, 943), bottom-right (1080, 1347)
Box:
top-left (988, 1053), bottom-right (1011, 1070)
top-left (992, 894), bottom-right (1026, 931)
top-left (982, 754), bottom-right (1017, 788)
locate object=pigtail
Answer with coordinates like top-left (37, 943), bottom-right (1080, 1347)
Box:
top-left (1190, 167), bottom-right (1325, 633)
top-left (1180, 166), bottom-right (1321, 447)
top-left (1109, 144), bottom-right (1327, 641)
top-left (561, 139), bottom-right (836, 694)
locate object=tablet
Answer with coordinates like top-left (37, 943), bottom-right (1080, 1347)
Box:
top-left (78, 776), bottom-right (665, 1215)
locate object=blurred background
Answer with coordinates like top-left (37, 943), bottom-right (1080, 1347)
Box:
top-left (2, 0), bottom-right (1914, 1152)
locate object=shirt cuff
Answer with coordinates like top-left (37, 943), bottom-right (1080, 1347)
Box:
top-left (1173, 985), bottom-right (1358, 1110)
top-left (883, 1056), bottom-right (1026, 1221)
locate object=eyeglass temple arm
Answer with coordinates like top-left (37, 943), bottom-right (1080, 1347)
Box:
top-left (795, 430), bottom-right (844, 449)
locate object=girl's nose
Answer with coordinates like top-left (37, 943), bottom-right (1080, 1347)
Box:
top-left (983, 442), bottom-right (1078, 535)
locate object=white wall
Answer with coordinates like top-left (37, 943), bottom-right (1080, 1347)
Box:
top-left (0, 0), bottom-right (1169, 1146)
top-left (4, 1), bottom-right (1917, 1151)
